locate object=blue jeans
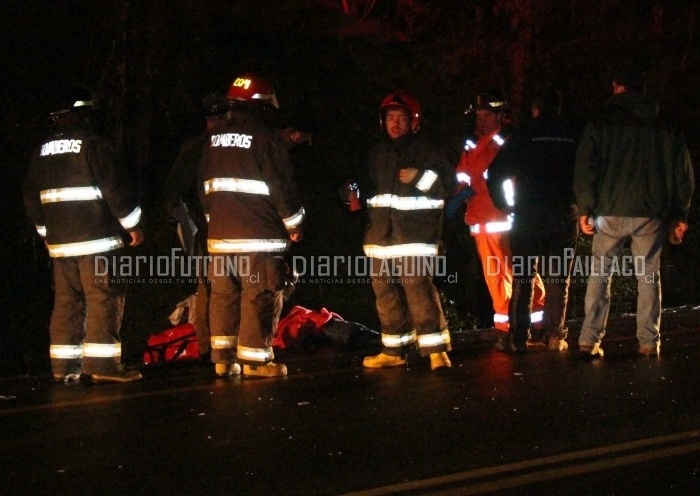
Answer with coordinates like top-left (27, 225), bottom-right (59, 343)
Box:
top-left (579, 216), bottom-right (664, 349)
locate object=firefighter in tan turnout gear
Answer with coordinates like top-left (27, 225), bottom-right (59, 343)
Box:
top-left (199, 74), bottom-right (304, 378)
top-left (23, 84), bottom-right (145, 384)
top-left (360, 91), bottom-right (456, 371)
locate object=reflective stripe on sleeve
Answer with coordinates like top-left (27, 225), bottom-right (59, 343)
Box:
top-left (283, 207), bottom-right (305, 229)
top-left (119, 206), bottom-right (142, 230)
top-left (503, 179), bottom-right (515, 207)
top-left (363, 243), bottom-right (438, 259)
top-left (40, 186), bottom-right (102, 203)
top-left (415, 170), bottom-right (438, 192)
top-left (208, 238), bottom-right (290, 253)
top-left (456, 172), bottom-right (471, 185)
top-left (83, 342), bottom-right (121, 358)
top-left (47, 236), bottom-right (124, 257)
top-left (204, 178), bottom-right (270, 195)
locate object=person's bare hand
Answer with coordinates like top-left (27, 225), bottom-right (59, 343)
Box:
top-left (128, 228), bottom-right (145, 246)
top-left (669, 221), bottom-right (688, 245)
top-left (398, 168), bottom-right (418, 184)
top-left (579, 215), bottom-right (595, 235)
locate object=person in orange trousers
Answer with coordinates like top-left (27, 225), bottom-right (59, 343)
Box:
top-left (451, 93), bottom-right (545, 350)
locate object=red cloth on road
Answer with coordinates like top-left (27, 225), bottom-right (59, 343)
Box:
top-left (273, 306), bottom-right (344, 349)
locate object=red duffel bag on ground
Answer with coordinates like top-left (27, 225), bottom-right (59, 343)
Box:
top-left (143, 323), bottom-right (200, 365)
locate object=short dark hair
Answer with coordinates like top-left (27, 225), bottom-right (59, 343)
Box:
top-left (532, 88), bottom-right (562, 115)
top-left (612, 64), bottom-right (646, 92)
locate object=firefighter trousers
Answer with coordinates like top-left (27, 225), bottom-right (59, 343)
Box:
top-left (49, 253), bottom-right (126, 376)
top-left (370, 257), bottom-right (450, 357)
top-left (209, 252), bottom-right (287, 365)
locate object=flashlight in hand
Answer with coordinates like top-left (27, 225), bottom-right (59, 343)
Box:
top-left (341, 179), bottom-right (362, 212)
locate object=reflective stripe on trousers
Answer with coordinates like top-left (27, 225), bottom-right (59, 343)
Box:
top-left (238, 345), bottom-right (274, 363)
top-left (381, 329), bottom-right (417, 354)
top-left (417, 328), bottom-right (451, 352)
top-left (211, 335), bottom-right (238, 351)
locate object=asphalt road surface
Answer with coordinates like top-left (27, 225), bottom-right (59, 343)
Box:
top-left (1, 307), bottom-right (700, 495)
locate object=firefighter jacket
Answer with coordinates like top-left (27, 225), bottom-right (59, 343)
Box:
top-left (199, 110), bottom-right (304, 253)
top-left (454, 130), bottom-right (512, 235)
top-left (23, 122), bottom-right (142, 257)
top-left (487, 112), bottom-right (577, 220)
top-left (575, 91), bottom-right (694, 222)
top-left (363, 132), bottom-right (455, 258)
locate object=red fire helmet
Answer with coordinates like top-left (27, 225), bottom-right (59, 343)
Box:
top-left (227, 74), bottom-right (279, 109)
top-left (378, 91), bottom-right (421, 133)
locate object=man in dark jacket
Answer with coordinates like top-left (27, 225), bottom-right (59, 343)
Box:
top-left (23, 85), bottom-right (144, 384)
top-left (488, 89), bottom-right (578, 353)
top-left (360, 91), bottom-right (456, 371)
top-left (574, 64), bottom-right (694, 358)
top-left (199, 74), bottom-right (304, 378)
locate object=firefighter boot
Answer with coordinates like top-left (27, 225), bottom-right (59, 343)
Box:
top-left (579, 343), bottom-right (604, 359)
top-left (52, 373), bottom-right (82, 385)
top-left (90, 370), bottom-right (143, 383)
top-left (215, 362), bottom-right (242, 377)
top-left (494, 332), bottom-right (516, 353)
top-left (243, 362), bottom-right (288, 377)
top-left (362, 352), bottom-right (407, 368)
top-left (548, 336), bottom-right (569, 352)
top-left (429, 352), bottom-right (452, 370)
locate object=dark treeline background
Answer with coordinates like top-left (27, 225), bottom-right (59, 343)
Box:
top-left (2, 0), bottom-right (699, 377)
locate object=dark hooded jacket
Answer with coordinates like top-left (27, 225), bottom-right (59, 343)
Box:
top-left (574, 91), bottom-right (694, 221)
